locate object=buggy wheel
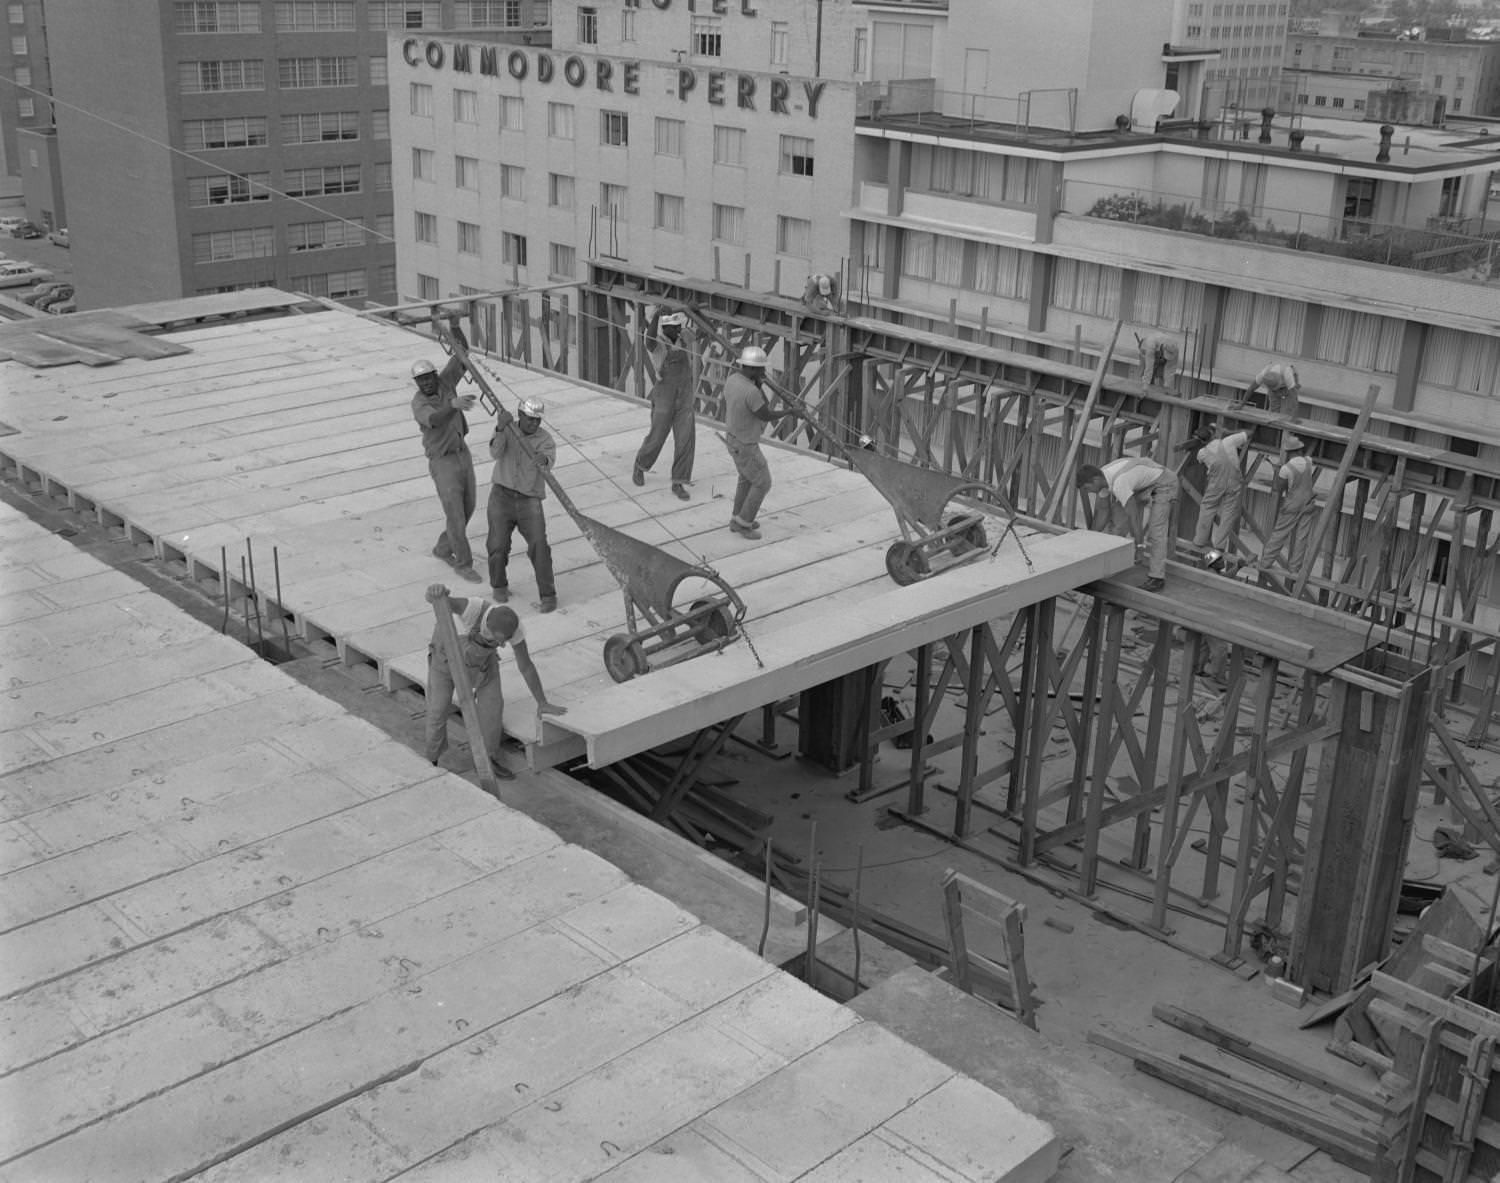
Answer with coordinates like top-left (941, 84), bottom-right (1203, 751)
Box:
top-left (603, 633), bottom-right (648, 683)
top-left (947, 514), bottom-right (988, 553)
top-left (689, 598), bottom-right (735, 645)
top-left (885, 541), bottom-right (929, 586)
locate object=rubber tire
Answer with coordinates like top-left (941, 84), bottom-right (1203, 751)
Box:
top-left (603, 633), bottom-right (648, 683)
top-left (689, 599), bottom-right (735, 645)
top-left (886, 541), bottom-right (929, 586)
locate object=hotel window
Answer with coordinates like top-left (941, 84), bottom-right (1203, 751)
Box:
top-left (499, 96), bottom-right (524, 131)
top-left (278, 57), bottom-right (357, 88)
top-left (1219, 291), bottom-right (1304, 353)
top-left (1051, 259), bottom-right (1123, 318)
top-left (377, 265), bottom-right (396, 293)
top-left (369, 55), bottom-right (387, 85)
top-left (712, 203), bottom-right (745, 245)
top-left (779, 136), bottom-right (814, 177)
top-left (16, 97), bottom-right (32, 118)
top-left (655, 193), bottom-right (684, 232)
top-left (464, 0), bottom-right (520, 25)
top-left (6, 2), bottom-right (18, 20)
top-left (296, 269), bottom-right (367, 299)
top-left (601, 110), bottom-right (629, 147)
top-left (1131, 274), bottom-right (1204, 330)
top-left (417, 274), bottom-right (440, 301)
top-left (901, 231), bottom-right (936, 281)
top-left (455, 155), bottom-right (479, 189)
top-left (282, 111), bottom-right (358, 143)
top-left (1331, 97), bottom-right (1344, 108)
top-left (770, 21), bottom-right (788, 66)
top-left (500, 164), bottom-right (524, 199)
top-left (548, 102), bottom-right (574, 139)
top-left (372, 110), bottom-right (390, 139)
top-left (184, 117), bottom-right (268, 150)
top-left (655, 117), bottom-right (684, 157)
top-left (600, 183), bottom-right (628, 221)
top-left (189, 172), bottom-right (270, 205)
top-left (193, 228), bottom-right (275, 264)
top-left (368, 0), bottom-right (440, 28)
top-left (454, 89), bottom-right (478, 123)
top-left (179, 60), bottom-right (265, 93)
top-left (374, 214), bottom-right (394, 239)
top-left (549, 242), bottom-right (576, 279)
top-left (776, 216), bottom-right (811, 259)
top-left (871, 20), bottom-right (932, 81)
top-left (692, 15), bottom-right (722, 57)
top-left (502, 232), bottom-right (528, 266)
top-left (548, 173), bottom-right (574, 208)
top-left (973, 244), bottom-right (1033, 300)
top-left (275, 2), bottom-right (355, 30)
top-left (1420, 328), bottom-right (1500, 395)
top-left (288, 219), bottom-right (365, 251)
top-left (175, 1), bottom-right (262, 32)
top-left (410, 83), bottom-right (433, 115)
top-left (621, 7), bottom-right (635, 41)
top-left (374, 162), bottom-right (391, 191)
top-left (458, 221), bottom-right (482, 255)
top-left (1313, 95), bottom-right (1326, 106)
top-left (578, 6), bottom-right (597, 44)
top-left (13, 65), bottom-right (28, 86)
top-left (1186, 24), bottom-right (1201, 36)
top-left (284, 164), bottom-right (360, 196)
top-left (713, 125), bottom-right (745, 166)
top-left (1314, 309), bottom-right (1401, 373)
top-left (412, 147), bottom-right (434, 180)
top-left (415, 211), bottom-right (438, 243)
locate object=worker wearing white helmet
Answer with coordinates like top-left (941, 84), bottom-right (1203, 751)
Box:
top-left (632, 307), bottom-right (698, 501)
top-left (410, 323), bottom-right (481, 583)
top-left (720, 343), bottom-right (800, 539)
top-left (487, 395), bottom-right (559, 612)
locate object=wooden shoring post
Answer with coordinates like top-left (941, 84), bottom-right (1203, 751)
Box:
top-left (907, 641), bottom-right (934, 815)
top-left (1199, 646), bottom-right (1252, 902)
top-left (1266, 669), bottom-right (1320, 931)
top-left (1152, 630), bottom-right (1204, 932)
top-left (1012, 599), bottom-right (1056, 866)
top-left (1223, 654), bottom-right (1282, 961)
top-left (1290, 382), bottom-right (1381, 601)
top-left (854, 660), bottom-right (891, 801)
top-left (1130, 620), bottom-right (1175, 871)
top-left (1065, 597), bottom-right (1107, 829)
top-left (647, 713), bottom-right (748, 823)
top-left (953, 625), bottom-right (989, 839)
top-left (1041, 319), bottom-right (1123, 524)
top-left (941, 871), bottom-right (973, 995)
top-left (1081, 604), bottom-right (1128, 895)
top-left (428, 599), bottom-right (501, 800)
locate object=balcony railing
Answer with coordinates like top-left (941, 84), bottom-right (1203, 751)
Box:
top-left (1062, 178), bottom-right (1499, 281)
top-left (856, 81), bottom-right (1078, 135)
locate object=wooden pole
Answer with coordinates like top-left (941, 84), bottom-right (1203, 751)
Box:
top-left (1289, 382), bottom-right (1381, 600)
top-left (1041, 319), bottom-right (1123, 525)
top-left (429, 598), bottom-right (501, 799)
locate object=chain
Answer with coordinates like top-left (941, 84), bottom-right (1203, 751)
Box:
top-left (739, 619), bottom-right (766, 669)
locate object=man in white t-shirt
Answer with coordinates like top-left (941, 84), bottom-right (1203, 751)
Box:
top-left (1259, 436), bottom-right (1319, 572)
top-left (424, 583), bottom-right (565, 779)
top-left (1076, 456), bottom-right (1180, 592)
top-left (1193, 428), bottom-right (1251, 552)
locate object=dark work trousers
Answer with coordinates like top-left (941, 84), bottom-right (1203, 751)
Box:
top-left (424, 637), bottom-right (502, 764)
top-left (634, 384), bottom-right (696, 485)
top-left (725, 437), bottom-right (772, 524)
top-left (429, 447), bottom-right (476, 569)
top-left (486, 484), bottom-right (556, 599)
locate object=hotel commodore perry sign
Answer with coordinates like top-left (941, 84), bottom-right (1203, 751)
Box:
top-left (400, 32), bottom-right (829, 119)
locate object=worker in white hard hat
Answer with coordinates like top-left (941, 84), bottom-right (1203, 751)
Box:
top-left (720, 343), bottom-right (800, 539)
top-left (1246, 362), bottom-right (1301, 418)
top-left (1258, 434), bottom-right (1318, 573)
top-left (632, 307), bottom-right (697, 501)
top-left (487, 395), bottom-right (559, 612)
top-left (410, 323), bottom-right (481, 583)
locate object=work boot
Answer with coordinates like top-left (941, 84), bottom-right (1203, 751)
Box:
top-left (729, 517), bottom-right (762, 539)
top-left (672, 483), bottom-right (689, 500)
top-left (452, 565), bottom-right (482, 583)
top-left (1143, 577), bottom-right (1166, 592)
top-left (539, 596), bottom-right (558, 614)
top-left (489, 756), bottom-right (516, 781)
top-left (431, 544), bottom-right (452, 562)
top-left (632, 465), bottom-right (645, 487)
top-left (490, 585), bottom-right (509, 603)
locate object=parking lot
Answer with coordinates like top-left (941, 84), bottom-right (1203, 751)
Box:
top-left (0, 221), bottom-right (75, 312)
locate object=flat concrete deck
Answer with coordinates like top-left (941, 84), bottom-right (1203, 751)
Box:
top-left (0, 501), bottom-right (1060, 1182)
top-left (0, 297), bottom-right (1130, 769)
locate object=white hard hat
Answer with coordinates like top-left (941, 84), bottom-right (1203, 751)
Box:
top-left (520, 397), bottom-right (545, 418)
top-left (1284, 434), bottom-right (1306, 451)
top-left (411, 359), bottom-right (437, 378)
top-left (738, 345), bottom-right (768, 367)
top-left (659, 312), bottom-right (687, 327)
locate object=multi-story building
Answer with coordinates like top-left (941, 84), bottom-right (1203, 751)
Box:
top-left (1171, 0), bottom-right (1291, 115)
top-left (0, 0), bottom-right (52, 183)
top-left (44, 0), bottom-right (549, 311)
top-left (1283, 13), bottom-right (1500, 122)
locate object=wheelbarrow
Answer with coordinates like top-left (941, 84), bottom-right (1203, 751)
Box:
top-left (579, 514), bottom-right (747, 682)
top-left (435, 316), bottom-right (748, 681)
top-left (844, 447), bottom-right (1017, 586)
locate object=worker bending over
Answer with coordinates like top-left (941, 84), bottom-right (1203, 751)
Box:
top-left (1247, 362), bottom-right (1301, 418)
top-left (424, 583), bottom-right (565, 780)
top-left (1192, 425), bottom-right (1251, 553)
top-left (487, 397), bottom-right (559, 613)
top-left (1075, 457), bottom-right (1180, 592)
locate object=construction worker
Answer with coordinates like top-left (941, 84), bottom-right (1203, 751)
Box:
top-left (1192, 424), bottom-right (1251, 553)
top-left (424, 582), bottom-right (565, 780)
top-left (721, 344), bottom-right (800, 539)
top-left (1075, 456), bottom-right (1180, 592)
top-left (632, 308), bottom-right (696, 501)
top-left (1136, 332), bottom-right (1181, 389)
top-left (1259, 435), bottom-right (1318, 572)
top-left (410, 328), bottom-right (481, 583)
top-left (486, 397), bottom-right (559, 613)
top-left (1247, 362), bottom-right (1301, 417)
top-left (803, 273), bottom-right (842, 315)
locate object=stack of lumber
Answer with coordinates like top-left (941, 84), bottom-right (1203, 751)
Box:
top-left (1090, 1006), bottom-right (1389, 1172)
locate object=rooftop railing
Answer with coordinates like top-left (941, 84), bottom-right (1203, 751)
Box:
top-left (1062, 177), bottom-right (1499, 281)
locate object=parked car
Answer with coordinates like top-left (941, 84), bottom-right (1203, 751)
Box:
top-left (35, 285), bottom-right (75, 311)
top-left (9, 221), bottom-right (42, 239)
top-left (49, 299), bottom-right (75, 315)
top-left (0, 215), bottom-right (27, 236)
top-left (0, 263), bottom-right (53, 288)
top-left (20, 281), bottom-right (69, 307)
top-left (48, 227), bottom-right (68, 248)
